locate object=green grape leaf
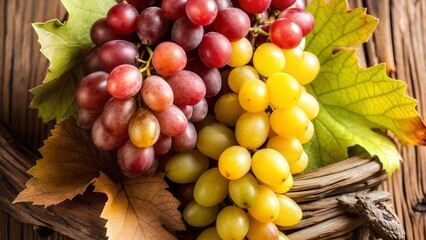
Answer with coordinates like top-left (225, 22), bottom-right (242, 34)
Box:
top-left (305, 0), bottom-right (426, 174)
top-left (30, 0), bottom-right (115, 123)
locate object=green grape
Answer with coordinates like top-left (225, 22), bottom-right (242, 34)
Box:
top-left (228, 65), bottom-right (259, 93)
top-left (298, 120), bottom-right (314, 144)
top-left (266, 72), bottom-right (302, 109)
top-left (219, 146), bottom-right (251, 180)
top-left (296, 91), bottom-right (319, 120)
top-left (228, 37), bottom-right (253, 67)
top-left (251, 148), bottom-right (290, 186)
top-left (283, 51), bottom-right (320, 85)
top-left (253, 43), bottom-right (286, 77)
top-left (216, 206), bottom-right (249, 240)
top-left (196, 123), bottom-right (237, 160)
top-left (194, 168), bottom-right (229, 207)
top-left (246, 214), bottom-right (279, 240)
top-left (274, 194), bottom-right (302, 227)
top-left (214, 93), bottom-right (246, 126)
top-left (268, 173), bottom-right (293, 194)
top-left (282, 47), bottom-right (304, 73)
top-left (165, 150), bottom-right (209, 183)
top-left (270, 106), bottom-right (310, 138)
top-left (235, 111), bottom-right (269, 150)
top-left (229, 173), bottom-right (259, 208)
top-left (194, 114), bottom-right (217, 132)
top-left (267, 136), bottom-right (303, 164)
top-left (239, 79), bottom-right (269, 113)
top-left (197, 227), bottom-right (222, 240)
top-left (183, 200), bottom-right (219, 227)
top-left (248, 185), bottom-right (280, 223)
top-left (279, 231), bottom-right (290, 240)
top-left (289, 151), bottom-right (309, 174)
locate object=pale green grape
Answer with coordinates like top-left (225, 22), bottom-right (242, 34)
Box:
top-left (283, 51), bottom-right (320, 85)
top-left (289, 151), bottom-right (309, 174)
top-left (239, 79), bottom-right (269, 113)
top-left (268, 173), bottom-right (293, 194)
top-left (216, 206), bottom-right (249, 240)
top-left (229, 173), bottom-right (259, 208)
top-left (194, 168), bottom-right (229, 207)
top-left (228, 65), bottom-right (259, 93)
top-left (235, 111), bottom-right (269, 150)
top-left (165, 150), bottom-right (209, 183)
top-left (266, 72), bottom-right (302, 109)
top-left (253, 43), bottom-right (286, 77)
top-left (274, 194), bottom-right (302, 227)
top-left (214, 93), bottom-right (246, 126)
top-left (270, 106), bottom-right (310, 138)
top-left (196, 123), bottom-right (237, 160)
top-left (183, 200), bottom-right (219, 227)
top-left (246, 214), bottom-right (279, 240)
top-left (248, 185), bottom-right (280, 223)
top-left (297, 91), bottom-right (319, 120)
top-left (267, 136), bottom-right (303, 164)
top-left (218, 146), bottom-right (251, 180)
top-left (228, 37), bottom-right (253, 67)
top-left (251, 148), bottom-right (290, 186)
top-left (197, 227), bottom-right (222, 240)
top-left (298, 121), bottom-right (314, 144)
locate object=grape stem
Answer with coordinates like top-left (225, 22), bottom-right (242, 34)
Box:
top-left (249, 27), bottom-right (269, 37)
top-left (139, 45), bottom-right (154, 77)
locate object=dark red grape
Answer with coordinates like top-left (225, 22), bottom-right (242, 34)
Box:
top-left (278, 8), bottom-right (315, 36)
top-left (101, 98), bottom-right (136, 136)
top-left (167, 70), bottom-right (206, 106)
top-left (117, 140), bottom-right (156, 176)
top-left (198, 32), bottom-right (232, 68)
top-left (106, 3), bottom-right (139, 35)
top-left (76, 108), bottom-right (99, 129)
top-left (154, 105), bottom-right (188, 136)
top-left (190, 98), bottom-right (208, 122)
top-left (137, 7), bottom-right (170, 45)
top-left (152, 42), bottom-right (187, 77)
top-left (83, 48), bottom-right (102, 75)
top-left (239, 0), bottom-right (271, 13)
top-left (271, 0), bottom-right (296, 10)
top-left (97, 40), bottom-right (139, 72)
top-left (76, 71), bottom-right (111, 113)
top-left (171, 122), bottom-right (197, 152)
top-left (177, 105), bottom-right (194, 120)
top-left (107, 64), bottom-right (142, 99)
top-left (92, 116), bottom-right (128, 150)
top-left (186, 57), bottom-right (222, 97)
top-left (90, 18), bottom-right (127, 46)
top-left (154, 133), bottom-right (172, 155)
top-left (126, 0), bottom-right (156, 10)
top-left (186, 0), bottom-right (218, 26)
top-left (270, 18), bottom-right (303, 49)
top-left (214, 7), bottom-right (251, 41)
top-left (161, 0), bottom-right (187, 21)
top-left (171, 17), bottom-right (204, 51)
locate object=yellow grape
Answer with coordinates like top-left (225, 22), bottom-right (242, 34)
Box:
top-left (282, 47), bottom-right (304, 75)
top-left (219, 146), bottom-right (251, 180)
top-left (216, 206), bottom-right (249, 240)
top-left (274, 194), bottom-right (302, 227)
top-left (197, 227), bottom-right (222, 240)
top-left (268, 173), bottom-right (293, 194)
top-left (183, 200), bottom-right (219, 227)
top-left (193, 168), bottom-right (229, 207)
top-left (196, 123), bottom-right (237, 160)
top-left (267, 136), bottom-right (303, 164)
top-left (297, 91), bottom-right (319, 120)
top-left (228, 37), bottom-right (253, 67)
top-left (239, 79), bottom-right (269, 113)
top-left (128, 108), bottom-right (160, 148)
top-left (289, 151), bottom-right (309, 174)
top-left (246, 214), bottom-right (279, 240)
top-left (266, 72), bottom-right (302, 109)
top-left (229, 173), bottom-right (259, 208)
top-left (251, 148), bottom-right (290, 186)
top-left (279, 231), bottom-right (290, 240)
top-left (270, 106), bottom-right (310, 138)
top-left (248, 185), bottom-right (280, 223)
top-left (298, 120), bottom-right (315, 144)
top-left (284, 51), bottom-right (320, 85)
top-left (165, 150), bottom-right (209, 183)
top-left (253, 43), bottom-right (286, 77)
top-left (228, 65), bottom-right (259, 93)
top-left (235, 111), bottom-right (270, 150)
top-left (214, 93), bottom-right (246, 126)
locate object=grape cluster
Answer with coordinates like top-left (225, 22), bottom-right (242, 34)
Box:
top-left (75, 0), bottom-right (320, 238)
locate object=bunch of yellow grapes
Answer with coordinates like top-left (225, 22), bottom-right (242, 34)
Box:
top-left (165, 37), bottom-right (320, 239)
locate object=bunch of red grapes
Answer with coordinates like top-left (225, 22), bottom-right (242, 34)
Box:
top-left (75, 0), bottom-right (314, 178)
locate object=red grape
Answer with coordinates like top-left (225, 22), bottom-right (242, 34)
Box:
top-left (214, 7), bottom-right (251, 41)
top-left (198, 32), bottom-right (232, 68)
top-left (141, 75), bottom-right (174, 112)
top-left (106, 3), bottom-right (139, 35)
top-left (126, 0), bottom-right (156, 10)
top-left (214, 0), bottom-right (233, 11)
top-left (92, 116), bottom-right (128, 150)
top-left (154, 105), bottom-right (188, 136)
top-left (137, 7), bottom-right (170, 45)
top-left (167, 70), bottom-right (206, 106)
top-left (172, 17), bottom-right (204, 51)
top-left (76, 108), bottom-right (99, 129)
top-left (97, 40), bottom-right (139, 72)
top-left (270, 18), bottom-right (303, 49)
top-left (107, 64), bottom-right (142, 100)
top-left (161, 0), bottom-right (187, 21)
top-left (90, 18), bottom-right (127, 46)
top-left (190, 98), bottom-right (208, 122)
top-left (186, 0), bottom-right (218, 26)
top-left (278, 8), bottom-right (315, 36)
top-left (76, 71), bottom-right (111, 113)
top-left (171, 122), bottom-right (197, 152)
top-left (177, 105), bottom-right (194, 120)
top-left (238, 0), bottom-right (271, 14)
top-left (152, 42), bottom-right (187, 77)
top-left (117, 140), bottom-right (156, 176)
top-left (101, 98), bottom-right (136, 136)
top-left (83, 49), bottom-right (102, 75)
top-left (186, 57), bottom-right (222, 97)
top-left (154, 133), bottom-right (172, 155)
top-left (271, 0), bottom-right (296, 10)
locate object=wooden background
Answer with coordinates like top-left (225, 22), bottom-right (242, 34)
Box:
top-left (0, 0), bottom-right (425, 239)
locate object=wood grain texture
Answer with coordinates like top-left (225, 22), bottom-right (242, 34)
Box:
top-left (0, 0), bottom-right (425, 239)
